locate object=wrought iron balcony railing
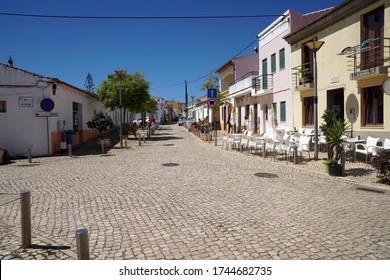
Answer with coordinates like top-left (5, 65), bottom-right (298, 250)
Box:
top-left (342, 37), bottom-right (390, 79)
top-left (291, 62), bottom-right (313, 90)
top-left (252, 74), bottom-right (274, 93)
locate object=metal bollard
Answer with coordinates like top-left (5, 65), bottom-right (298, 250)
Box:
top-left (76, 228), bottom-right (90, 260)
top-left (20, 189), bottom-right (31, 248)
top-left (68, 144), bottom-right (72, 157)
top-left (27, 147), bottom-right (32, 163)
top-left (138, 136), bottom-right (141, 146)
top-left (124, 137), bottom-right (128, 149)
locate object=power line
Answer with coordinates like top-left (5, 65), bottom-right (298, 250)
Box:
top-left (150, 37), bottom-right (259, 92)
top-left (0, 12), bottom-right (282, 20)
top-left (187, 37), bottom-right (258, 84)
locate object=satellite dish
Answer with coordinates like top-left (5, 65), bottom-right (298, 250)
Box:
top-left (382, 77), bottom-right (390, 95)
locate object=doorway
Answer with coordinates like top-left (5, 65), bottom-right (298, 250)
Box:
top-left (327, 88), bottom-right (344, 120)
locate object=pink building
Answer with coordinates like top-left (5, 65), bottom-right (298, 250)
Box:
top-left (254, 8), bottom-right (332, 135)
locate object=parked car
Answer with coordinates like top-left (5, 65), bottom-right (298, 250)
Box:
top-left (178, 117), bottom-right (186, 126)
top-left (133, 117), bottom-right (150, 126)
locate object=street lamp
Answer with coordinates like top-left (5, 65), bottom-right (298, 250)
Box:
top-left (115, 69), bottom-right (127, 147)
top-left (305, 39), bottom-right (324, 160)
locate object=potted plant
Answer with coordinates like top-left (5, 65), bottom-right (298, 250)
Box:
top-left (326, 119), bottom-right (350, 176)
top-left (320, 106), bottom-right (341, 173)
top-left (86, 112), bottom-right (114, 148)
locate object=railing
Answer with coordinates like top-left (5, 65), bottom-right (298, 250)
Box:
top-left (229, 72), bottom-right (259, 94)
top-left (291, 62), bottom-right (313, 89)
top-left (252, 74), bottom-right (274, 92)
top-left (230, 71), bottom-right (259, 85)
top-left (344, 37), bottom-right (390, 77)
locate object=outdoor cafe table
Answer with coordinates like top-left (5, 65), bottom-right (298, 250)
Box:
top-left (344, 138), bottom-right (366, 162)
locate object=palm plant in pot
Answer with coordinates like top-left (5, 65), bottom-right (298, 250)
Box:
top-left (326, 119), bottom-right (350, 176)
top-left (320, 105), bottom-right (341, 173)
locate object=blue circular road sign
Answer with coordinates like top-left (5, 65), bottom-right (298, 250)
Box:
top-left (40, 98), bottom-right (55, 112)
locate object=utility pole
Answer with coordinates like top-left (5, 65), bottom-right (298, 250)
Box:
top-left (185, 80), bottom-right (188, 107)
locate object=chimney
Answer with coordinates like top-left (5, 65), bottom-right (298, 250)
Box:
top-left (8, 56), bottom-right (13, 67)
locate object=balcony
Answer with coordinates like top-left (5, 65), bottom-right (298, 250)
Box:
top-left (252, 74), bottom-right (274, 96)
top-left (344, 37), bottom-right (390, 80)
top-left (229, 71), bottom-right (259, 98)
top-left (292, 63), bottom-right (314, 91)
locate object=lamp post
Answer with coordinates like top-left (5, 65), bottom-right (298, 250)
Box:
top-left (115, 70), bottom-right (127, 147)
top-left (305, 39), bottom-right (324, 160)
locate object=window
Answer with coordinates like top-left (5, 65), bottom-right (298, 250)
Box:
top-left (279, 48), bottom-right (285, 70)
top-left (262, 58), bottom-right (268, 89)
top-left (280, 101), bottom-right (286, 122)
top-left (0, 101), bottom-right (6, 112)
top-left (303, 97), bottom-right (314, 126)
top-left (362, 86), bottom-right (383, 126)
top-left (362, 7), bottom-right (384, 69)
top-left (271, 53), bottom-right (276, 73)
top-left (265, 105), bottom-right (268, 121)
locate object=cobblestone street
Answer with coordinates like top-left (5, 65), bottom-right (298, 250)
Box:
top-left (1, 124), bottom-right (389, 260)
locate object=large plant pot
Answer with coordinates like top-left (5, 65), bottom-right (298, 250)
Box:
top-left (329, 164), bottom-right (342, 177)
top-left (321, 158), bottom-right (333, 174)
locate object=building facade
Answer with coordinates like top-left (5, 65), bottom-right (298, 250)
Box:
top-left (0, 63), bottom-right (111, 157)
top-left (254, 8), bottom-right (332, 135)
top-left (216, 53), bottom-right (259, 133)
top-left (285, 0), bottom-right (389, 140)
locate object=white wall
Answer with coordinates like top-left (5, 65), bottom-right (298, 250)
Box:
top-left (0, 65), bottom-right (107, 157)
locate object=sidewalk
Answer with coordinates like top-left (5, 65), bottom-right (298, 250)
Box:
top-left (189, 128), bottom-right (388, 189)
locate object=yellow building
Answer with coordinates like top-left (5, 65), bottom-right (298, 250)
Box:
top-left (285, 0), bottom-right (389, 140)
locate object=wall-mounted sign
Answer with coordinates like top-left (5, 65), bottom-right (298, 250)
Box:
top-left (40, 98), bottom-right (55, 112)
top-left (34, 112), bottom-right (59, 117)
top-left (18, 97), bottom-right (33, 107)
top-left (330, 74), bottom-right (339, 84)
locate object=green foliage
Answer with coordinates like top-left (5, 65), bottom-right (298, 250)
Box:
top-left (326, 119), bottom-right (350, 164)
top-left (320, 105), bottom-right (341, 160)
top-left (84, 72), bottom-right (95, 93)
top-left (200, 73), bottom-right (219, 91)
top-left (86, 112), bottom-right (113, 139)
top-left (97, 72), bottom-right (150, 113)
top-left (371, 149), bottom-right (390, 185)
top-left (138, 96), bottom-right (158, 115)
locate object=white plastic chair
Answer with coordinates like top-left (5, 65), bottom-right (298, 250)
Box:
top-left (383, 138), bottom-right (390, 150)
top-left (222, 133), bottom-right (230, 150)
top-left (265, 137), bottom-right (276, 160)
top-left (355, 136), bottom-right (379, 163)
top-left (275, 139), bottom-right (293, 162)
top-left (239, 135), bottom-right (250, 153)
top-left (297, 135), bottom-right (311, 161)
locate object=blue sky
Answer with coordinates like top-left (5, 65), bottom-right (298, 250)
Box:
top-left (0, 0), bottom-right (342, 102)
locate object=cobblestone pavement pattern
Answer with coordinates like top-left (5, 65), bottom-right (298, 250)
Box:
top-left (1, 125), bottom-right (389, 260)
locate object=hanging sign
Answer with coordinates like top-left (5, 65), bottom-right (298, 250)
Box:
top-left (40, 98), bottom-right (55, 112)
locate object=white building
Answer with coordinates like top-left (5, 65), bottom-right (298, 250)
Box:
top-left (0, 62), bottom-right (111, 157)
